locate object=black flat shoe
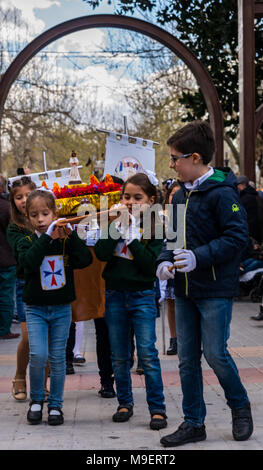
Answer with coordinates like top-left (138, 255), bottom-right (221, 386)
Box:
top-left (232, 402), bottom-right (253, 441)
top-left (166, 337), bottom-right (178, 355)
top-left (160, 421), bottom-right (206, 447)
top-left (27, 400), bottom-right (43, 425)
top-left (48, 407), bottom-right (64, 426)
top-left (112, 405), bottom-right (133, 422)
top-left (73, 355), bottom-right (86, 365)
top-left (66, 364), bottom-right (75, 375)
top-left (150, 411), bottom-right (168, 430)
top-left (98, 383), bottom-right (116, 398)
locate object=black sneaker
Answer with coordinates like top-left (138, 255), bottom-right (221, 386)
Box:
top-left (160, 421), bottom-right (206, 447)
top-left (48, 407), bottom-right (64, 426)
top-left (112, 405), bottom-right (133, 422)
top-left (27, 400), bottom-right (43, 425)
top-left (232, 402), bottom-right (253, 441)
top-left (98, 383), bottom-right (116, 398)
top-left (150, 411), bottom-right (168, 430)
top-left (166, 337), bottom-right (178, 355)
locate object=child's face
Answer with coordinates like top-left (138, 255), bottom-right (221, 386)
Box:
top-left (169, 146), bottom-right (201, 182)
top-left (122, 183), bottom-right (154, 213)
top-left (14, 185), bottom-right (32, 215)
top-left (28, 196), bottom-right (56, 233)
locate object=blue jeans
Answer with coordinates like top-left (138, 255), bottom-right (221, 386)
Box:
top-left (25, 304), bottom-right (72, 408)
top-left (174, 296), bottom-right (249, 427)
top-left (105, 289), bottom-right (166, 414)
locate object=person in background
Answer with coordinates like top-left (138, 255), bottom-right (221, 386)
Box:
top-left (0, 175), bottom-right (19, 340)
top-left (237, 175), bottom-right (260, 242)
top-left (163, 181), bottom-right (180, 355)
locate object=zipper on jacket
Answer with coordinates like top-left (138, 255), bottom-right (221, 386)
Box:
top-left (183, 195), bottom-right (189, 296)
top-left (183, 190), bottom-right (197, 296)
top-left (212, 265), bottom-right (216, 281)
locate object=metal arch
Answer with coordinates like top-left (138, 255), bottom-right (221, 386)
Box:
top-left (0, 14), bottom-right (224, 166)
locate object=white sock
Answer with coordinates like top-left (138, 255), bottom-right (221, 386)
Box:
top-left (73, 321), bottom-right (84, 357)
top-left (31, 404), bottom-right (41, 412)
top-left (49, 409), bottom-right (61, 416)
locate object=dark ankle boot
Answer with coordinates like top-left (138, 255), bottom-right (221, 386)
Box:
top-left (232, 402), bottom-right (253, 441)
top-left (251, 305), bottom-right (263, 321)
top-left (166, 337), bottom-right (177, 355)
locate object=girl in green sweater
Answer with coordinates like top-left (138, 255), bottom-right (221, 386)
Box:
top-left (94, 173), bottom-right (167, 430)
top-left (17, 189), bottom-right (92, 426)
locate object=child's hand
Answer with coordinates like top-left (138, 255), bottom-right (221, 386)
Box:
top-left (46, 219), bottom-right (69, 239)
top-left (156, 261), bottom-right (175, 280)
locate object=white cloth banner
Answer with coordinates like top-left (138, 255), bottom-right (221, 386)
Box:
top-left (103, 132), bottom-right (155, 181)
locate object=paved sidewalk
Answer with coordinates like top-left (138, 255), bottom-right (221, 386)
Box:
top-left (0, 300), bottom-right (263, 451)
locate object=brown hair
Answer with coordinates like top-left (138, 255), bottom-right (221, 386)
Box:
top-left (9, 176), bottom-right (36, 229)
top-left (167, 120), bottom-right (215, 164)
top-left (122, 173), bottom-right (157, 202)
top-left (26, 189), bottom-right (57, 216)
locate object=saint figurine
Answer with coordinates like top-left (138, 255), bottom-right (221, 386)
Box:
top-left (69, 151), bottom-right (82, 184)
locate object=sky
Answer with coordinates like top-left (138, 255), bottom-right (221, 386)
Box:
top-left (0, 0), bottom-right (141, 115)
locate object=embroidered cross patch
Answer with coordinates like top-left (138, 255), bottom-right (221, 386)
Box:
top-left (40, 255), bottom-right (66, 290)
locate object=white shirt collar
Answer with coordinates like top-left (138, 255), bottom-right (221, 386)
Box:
top-left (184, 166), bottom-right (214, 191)
top-left (35, 230), bottom-right (42, 238)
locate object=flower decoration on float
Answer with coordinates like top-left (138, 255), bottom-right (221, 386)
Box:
top-left (52, 173), bottom-right (122, 216)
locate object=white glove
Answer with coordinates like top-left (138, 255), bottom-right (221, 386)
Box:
top-left (45, 218), bottom-right (65, 237)
top-left (116, 212), bottom-right (141, 244)
top-left (156, 261), bottom-right (175, 280)
top-left (173, 249), bottom-right (196, 272)
top-left (158, 279), bottom-right (167, 303)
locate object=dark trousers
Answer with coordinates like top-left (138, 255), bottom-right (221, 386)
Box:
top-left (66, 322), bottom-right (76, 366)
top-left (94, 317), bottom-right (114, 386)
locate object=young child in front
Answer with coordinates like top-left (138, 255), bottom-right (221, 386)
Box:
top-left (94, 172), bottom-right (167, 430)
top-left (157, 120), bottom-right (253, 447)
top-left (17, 189), bottom-right (92, 425)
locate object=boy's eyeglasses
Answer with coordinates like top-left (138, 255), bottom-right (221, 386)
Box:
top-left (170, 153), bottom-right (192, 163)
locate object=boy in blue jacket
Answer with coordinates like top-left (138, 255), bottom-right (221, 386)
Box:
top-left (157, 120), bottom-right (253, 447)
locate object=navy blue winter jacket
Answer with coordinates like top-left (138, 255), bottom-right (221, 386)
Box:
top-left (157, 168), bottom-right (249, 299)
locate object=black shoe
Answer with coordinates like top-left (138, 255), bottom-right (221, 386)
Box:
top-left (166, 337), bottom-right (178, 355)
top-left (112, 405), bottom-right (133, 422)
top-left (66, 364), bottom-right (75, 375)
top-left (150, 411), bottom-right (168, 430)
top-left (48, 407), bottom-right (64, 426)
top-left (98, 383), bottom-right (116, 398)
top-left (232, 402), bottom-right (253, 441)
top-left (250, 312), bottom-right (263, 321)
top-left (73, 355), bottom-right (86, 365)
top-left (160, 421), bottom-right (206, 447)
top-left (251, 305), bottom-right (263, 320)
top-left (27, 400), bottom-right (43, 425)
top-left (136, 361), bottom-right (144, 375)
